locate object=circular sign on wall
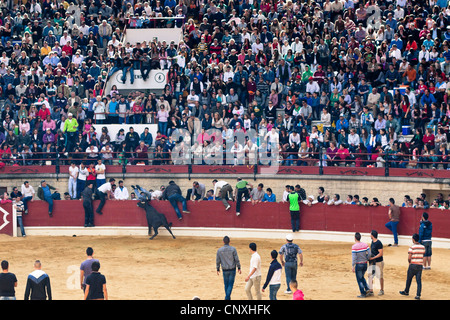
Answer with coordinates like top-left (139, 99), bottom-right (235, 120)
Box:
top-left (154, 72), bottom-right (166, 83)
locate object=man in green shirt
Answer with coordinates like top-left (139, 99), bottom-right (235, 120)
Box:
top-left (287, 185), bottom-right (301, 232)
top-left (63, 112), bottom-right (79, 153)
top-left (235, 178), bottom-right (252, 217)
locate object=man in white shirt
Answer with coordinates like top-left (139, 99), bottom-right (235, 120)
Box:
top-left (95, 178), bottom-right (115, 215)
top-left (245, 242), bottom-right (262, 300)
top-left (223, 66), bottom-right (235, 83)
top-left (306, 77), bottom-right (320, 95)
top-left (95, 159), bottom-right (106, 189)
top-left (187, 90), bottom-right (199, 109)
top-left (114, 180), bottom-right (129, 200)
top-left (213, 179), bottom-right (233, 210)
top-left (77, 162), bottom-right (88, 199)
top-left (291, 37), bottom-right (303, 53)
top-left (348, 129), bottom-right (360, 152)
top-left (230, 141), bottom-right (244, 165)
top-left (389, 44), bottom-right (402, 60)
top-left (327, 194), bottom-right (343, 205)
top-left (394, 4), bottom-right (404, 20)
top-left (405, 87), bottom-right (416, 107)
top-left (21, 181), bottom-right (35, 214)
top-left (68, 162), bottom-right (79, 200)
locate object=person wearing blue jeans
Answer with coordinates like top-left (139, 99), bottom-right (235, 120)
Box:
top-left (386, 198), bottom-right (401, 246)
top-left (262, 250), bottom-right (282, 300)
top-left (162, 181), bottom-right (190, 220)
top-left (216, 236), bottom-right (241, 300)
top-left (121, 54), bottom-right (134, 84)
top-left (13, 198), bottom-right (26, 237)
top-left (355, 263), bottom-right (370, 297)
top-left (38, 180), bottom-right (58, 217)
top-left (279, 234), bottom-right (303, 293)
top-left (222, 269), bottom-right (236, 300)
top-left (352, 232), bottom-right (370, 297)
top-left (22, 196), bottom-right (33, 214)
top-left (168, 193), bottom-right (188, 220)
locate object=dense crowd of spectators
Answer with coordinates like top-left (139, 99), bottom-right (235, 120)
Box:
top-left (1, 0), bottom-right (450, 169)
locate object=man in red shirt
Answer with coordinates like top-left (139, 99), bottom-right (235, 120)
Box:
top-left (290, 280), bottom-right (304, 300)
top-left (37, 104), bottom-right (51, 121)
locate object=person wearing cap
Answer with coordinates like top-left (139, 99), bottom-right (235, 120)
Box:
top-left (279, 233), bottom-right (303, 294)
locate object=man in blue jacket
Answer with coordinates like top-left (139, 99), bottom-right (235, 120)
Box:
top-left (262, 250), bottom-right (282, 300)
top-left (419, 212), bottom-right (433, 270)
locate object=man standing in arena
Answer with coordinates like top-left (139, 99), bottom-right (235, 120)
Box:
top-left (80, 247), bottom-right (99, 293)
top-left (24, 260), bottom-right (52, 300)
top-left (399, 233), bottom-right (425, 300)
top-left (367, 230), bottom-right (384, 296)
top-left (279, 234), bottom-right (303, 294)
top-left (216, 236), bottom-right (241, 300)
top-left (419, 212), bottom-right (433, 270)
top-left (0, 260), bottom-right (17, 300)
top-left (244, 242), bottom-right (262, 300)
top-left (352, 232), bottom-right (370, 298)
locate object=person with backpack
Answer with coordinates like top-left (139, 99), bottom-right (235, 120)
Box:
top-left (279, 234), bottom-right (303, 294)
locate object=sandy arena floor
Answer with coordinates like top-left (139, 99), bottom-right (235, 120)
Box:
top-left (1, 234), bottom-right (449, 300)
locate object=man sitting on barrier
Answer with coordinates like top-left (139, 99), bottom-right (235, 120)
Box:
top-left (162, 181), bottom-right (190, 220)
top-left (37, 180), bottom-right (60, 217)
top-left (95, 178), bottom-right (115, 215)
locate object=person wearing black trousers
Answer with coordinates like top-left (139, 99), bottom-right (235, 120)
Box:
top-left (24, 260), bottom-right (52, 300)
top-left (95, 178), bottom-right (115, 215)
top-left (81, 182), bottom-right (95, 227)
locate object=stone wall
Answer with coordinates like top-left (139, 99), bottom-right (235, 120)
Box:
top-left (3, 171), bottom-right (450, 206)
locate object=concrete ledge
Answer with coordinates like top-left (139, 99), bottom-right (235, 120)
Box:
top-left (21, 226), bottom-right (450, 249)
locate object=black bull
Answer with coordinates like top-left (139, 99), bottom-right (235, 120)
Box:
top-left (137, 201), bottom-right (176, 240)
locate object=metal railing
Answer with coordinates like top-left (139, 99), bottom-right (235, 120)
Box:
top-left (1, 149), bottom-right (448, 170)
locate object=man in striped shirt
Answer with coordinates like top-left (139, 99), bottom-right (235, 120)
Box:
top-left (352, 232), bottom-right (370, 298)
top-left (400, 233), bottom-right (425, 300)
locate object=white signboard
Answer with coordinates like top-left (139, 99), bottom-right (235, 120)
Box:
top-left (105, 69), bottom-right (168, 92)
top-left (123, 28), bottom-right (183, 46)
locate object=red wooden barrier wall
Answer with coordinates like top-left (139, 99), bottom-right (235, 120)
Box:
top-left (0, 201), bottom-right (445, 239)
top-left (0, 203), bottom-right (13, 236)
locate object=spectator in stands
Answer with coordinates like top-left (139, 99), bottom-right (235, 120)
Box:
top-left (250, 183), bottom-right (265, 205)
top-left (0, 0), bottom-right (447, 174)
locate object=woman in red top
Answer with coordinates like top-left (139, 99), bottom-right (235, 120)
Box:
top-left (86, 162), bottom-right (96, 183)
top-left (422, 127), bottom-right (435, 149)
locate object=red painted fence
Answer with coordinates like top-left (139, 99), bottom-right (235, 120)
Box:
top-left (1, 200), bottom-right (448, 239)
